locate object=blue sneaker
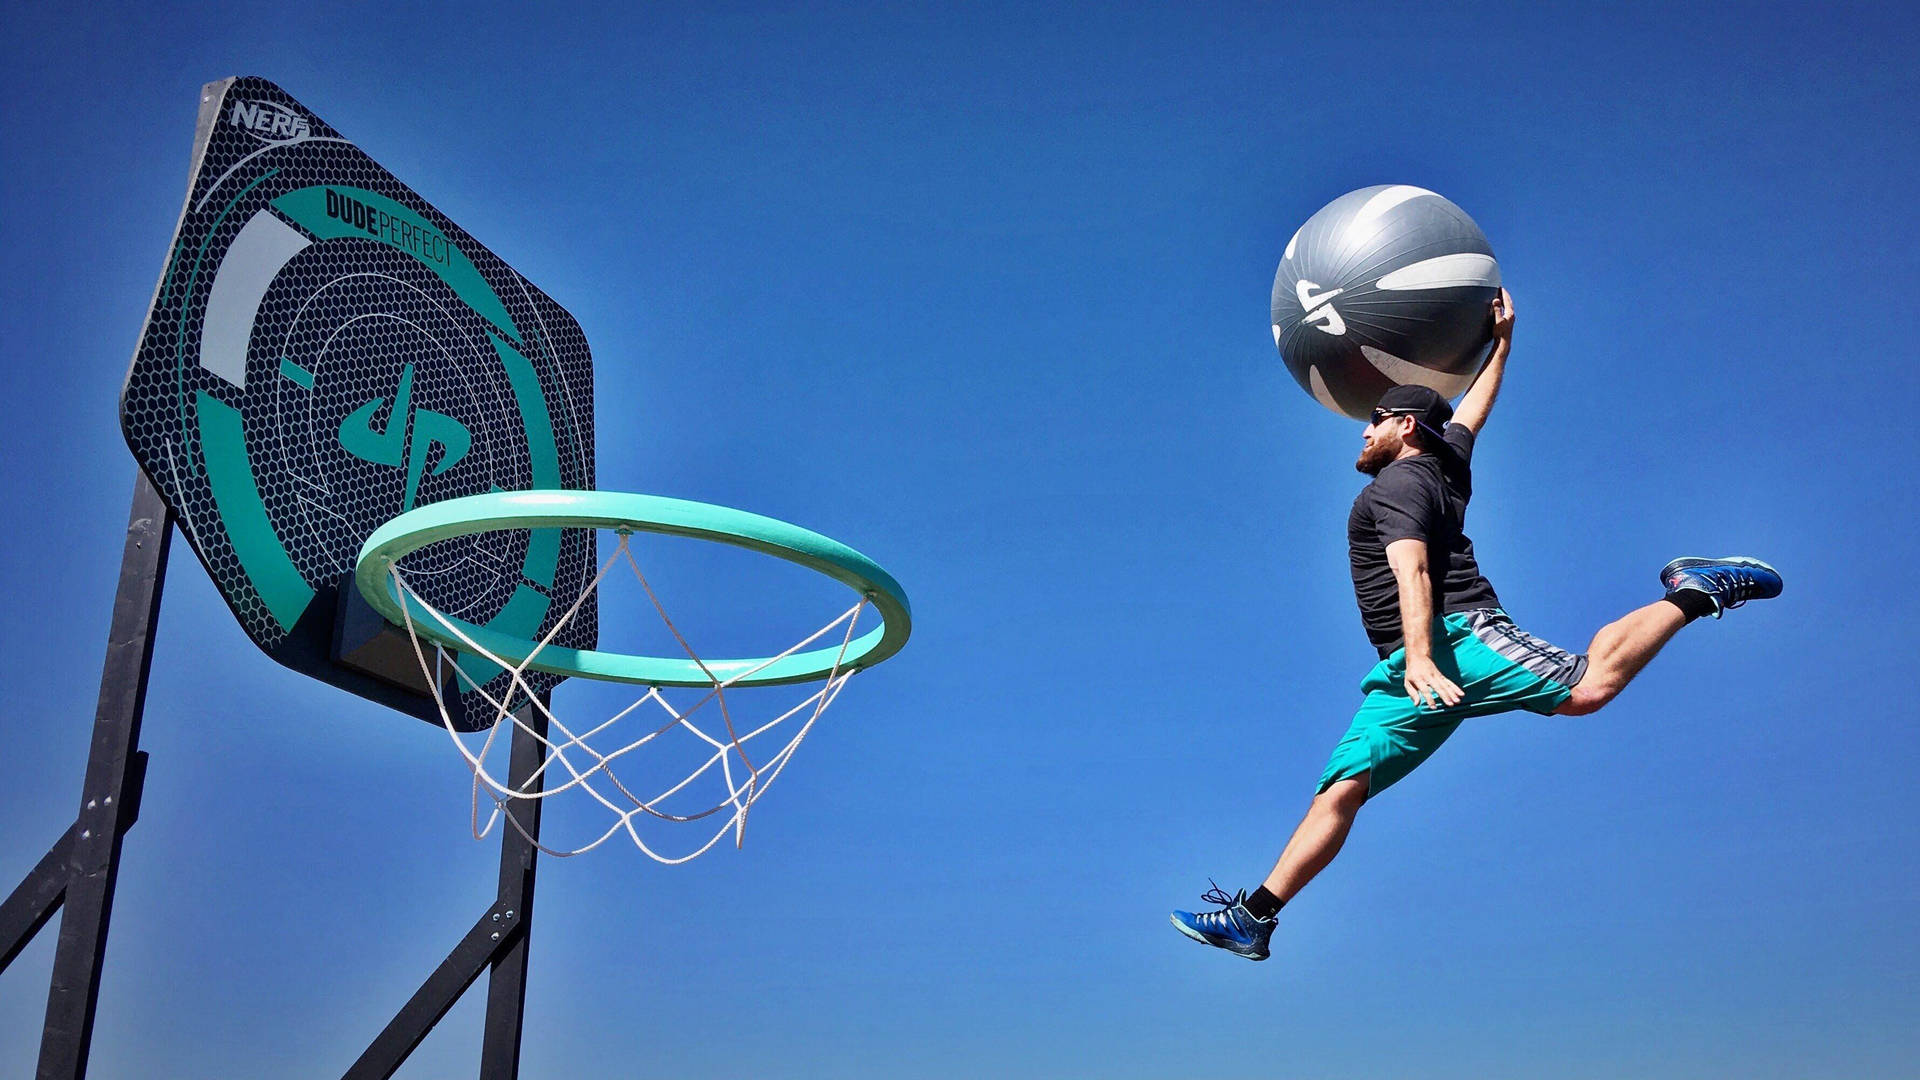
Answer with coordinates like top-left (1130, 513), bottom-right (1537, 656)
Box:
top-left (1170, 882), bottom-right (1274, 961)
top-left (1660, 556), bottom-right (1783, 617)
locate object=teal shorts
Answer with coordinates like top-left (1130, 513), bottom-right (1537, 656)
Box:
top-left (1317, 609), bottom-right (1587, 798)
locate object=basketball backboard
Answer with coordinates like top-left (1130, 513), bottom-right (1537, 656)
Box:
top-left (119, 77), bottom-right (598, 728)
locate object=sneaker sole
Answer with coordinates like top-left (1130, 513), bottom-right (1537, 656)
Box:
top-left (1168, 914), bottom-right (1267, 961)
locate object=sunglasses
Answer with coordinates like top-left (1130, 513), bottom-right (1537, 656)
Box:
top-left (1368, 408), bottom-right (1420, 426)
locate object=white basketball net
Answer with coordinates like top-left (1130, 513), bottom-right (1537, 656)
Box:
top-left (385, 532), bottom-right (870, 862)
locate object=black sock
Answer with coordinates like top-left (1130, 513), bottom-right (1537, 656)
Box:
top-left (1243, 886), bottom-right (1283, 921)
top-left (1664, 589), bottom-right (1716, 623)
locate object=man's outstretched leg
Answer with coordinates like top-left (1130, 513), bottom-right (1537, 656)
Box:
top-left (1168, 776), bottom-right (1368, 962)
top-left (1558, 555), bottom-right (1783, 715)
top-left (1260, 776), bottom-right (1368, 904)
top-left (1555, 600), bottom-right (1684, 714)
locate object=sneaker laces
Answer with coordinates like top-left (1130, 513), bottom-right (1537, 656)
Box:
top-left (1197, 880), bottom-right (1238, 909)
top-left (1693, 566), bottom-right (1768, 609)
top-left (1192, 880), bottom-right (1253, 933)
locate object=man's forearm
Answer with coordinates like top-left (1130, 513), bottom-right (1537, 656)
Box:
top-left (1452, 338), bottom-right (1507, 434)
top-left (1454, 290), bottom-right (1514, 434)
top-left (1396, 566), bottom-right (1436, 661)
top-left (1385, 539), bottom-right (1460, 706)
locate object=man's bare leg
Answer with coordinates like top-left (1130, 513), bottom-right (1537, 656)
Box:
top-left (1556, 600), bottom-right (1687, 715)
top-left (1169, 774), bottom-right (1368, 957)
top-left (1259, 775), bottom-right (1369, 903)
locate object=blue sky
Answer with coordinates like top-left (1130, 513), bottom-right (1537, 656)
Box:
top-left (3, 3), bottom-right (1917, 1077)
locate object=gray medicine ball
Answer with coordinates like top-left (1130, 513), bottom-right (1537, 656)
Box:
top-left (1271, 185), bottom-right (1501, 419)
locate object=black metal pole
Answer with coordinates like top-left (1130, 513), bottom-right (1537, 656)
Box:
top-left (343, 696), bottom-right (548, 1080)
top-left (33, 472), bottom-right (172, 1080)
top-left (479, 700), bottom-right (547, 1080)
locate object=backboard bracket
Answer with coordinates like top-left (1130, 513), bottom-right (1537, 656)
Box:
top-left (332, 572), bottom-right (471, 730)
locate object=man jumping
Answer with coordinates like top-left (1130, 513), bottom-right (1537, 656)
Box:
top-left (1170, 290), bottom-right (1782, 961)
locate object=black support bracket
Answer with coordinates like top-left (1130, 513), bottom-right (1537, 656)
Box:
top-left (343, 702), bottom-right (548, 1080)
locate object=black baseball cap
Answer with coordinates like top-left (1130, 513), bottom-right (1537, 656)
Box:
top-left (1372, 384), bottom-right (1458, 458)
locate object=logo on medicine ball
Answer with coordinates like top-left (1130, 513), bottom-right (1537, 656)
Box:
top-left (1296, 280), bottom-right (1346, 336)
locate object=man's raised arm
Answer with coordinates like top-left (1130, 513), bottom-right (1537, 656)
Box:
top-left (1451, 288), bottom-right (1514, 436)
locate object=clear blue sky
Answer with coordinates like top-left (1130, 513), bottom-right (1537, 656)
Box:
top-left (4, 3), bottom-right (1917, 1077)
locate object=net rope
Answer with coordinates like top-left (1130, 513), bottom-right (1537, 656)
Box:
top-left (387, 531), bottom-right (869, 862)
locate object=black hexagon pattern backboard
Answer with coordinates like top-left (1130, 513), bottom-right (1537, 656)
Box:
top-left (120, 77), bottom-right (597, 727)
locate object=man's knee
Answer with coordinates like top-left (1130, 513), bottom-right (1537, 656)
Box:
top-left (1556, 681), bottom-right (1616, 716)
top-left (1314, 774), bottom-right (1369, 815)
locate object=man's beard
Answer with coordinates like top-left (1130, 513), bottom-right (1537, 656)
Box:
top-left (1356, 437), bottom-right (1398, 476)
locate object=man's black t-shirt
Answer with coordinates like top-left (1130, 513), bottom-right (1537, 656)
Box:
top-left (1348, 422), bottom-right (1501, 657)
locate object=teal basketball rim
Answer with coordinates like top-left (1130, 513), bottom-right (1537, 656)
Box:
top-left (355, 489), bottom-right (912, 688)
